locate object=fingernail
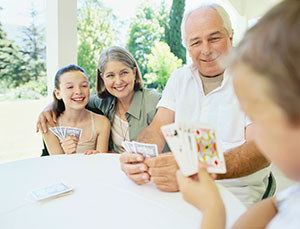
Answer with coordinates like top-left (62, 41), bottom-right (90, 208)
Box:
top-left (142, 174), bottom-right (148, 180)
top-left (140, 165), bottom-right (146, 171)
top-left (137, 156), bottom-right (143, 161)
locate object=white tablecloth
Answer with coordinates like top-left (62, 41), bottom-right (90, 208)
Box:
top-left (0, 154), bottom-right (246, 229)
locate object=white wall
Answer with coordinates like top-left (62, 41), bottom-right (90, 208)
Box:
top-left (46, 0), bottom-right (77, 97)
top-left (228, 0), bottom-right (283, 43)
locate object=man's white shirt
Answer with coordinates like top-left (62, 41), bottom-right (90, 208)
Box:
top-left (157, 64), bottom-right (270, 207)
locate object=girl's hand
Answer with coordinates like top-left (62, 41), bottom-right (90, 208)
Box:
top-left (176, 163), bottom-right (223, 213)
top-left (84, 150), bottom-right (102, 155)
top-left (61, 136), bottom-right (79, 154)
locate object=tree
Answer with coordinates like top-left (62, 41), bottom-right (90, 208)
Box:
top-left (77, 0), bottom-right (115, 90)
top-left (165, 0), bottom-right (186, 64)
top-left (21, 5), bottom-right (46, 81)
top-left (145, 41), bottom-right (182, 91)
top-left (127, 0), bottom-right (170, 77)
top-left (0, 21), bottom-right (28, 88)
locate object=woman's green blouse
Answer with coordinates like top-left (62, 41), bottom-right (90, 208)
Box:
top-left (87, 88), bottom-right (162, 153)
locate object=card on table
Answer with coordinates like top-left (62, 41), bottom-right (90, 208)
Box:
top-left (161, 122), bottom-right (226, 176)
top-left (31, 182), bottom-right (74, 201)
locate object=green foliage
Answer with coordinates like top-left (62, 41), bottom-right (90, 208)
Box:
top-left (0, 22), bottom-right (29, 87)
top-left (127, 0), bottom-right (170, 77)
top-left (0, 77), bottom-right (47, 100)
top-left (0, 6), bottom-right (46, 99)
top-left (77, 0), bottom-right (115, 90)
top-left (165, 0), bottom-right (186, 64)
top-left (145, 41), bottom-right (182, 91)
top-left (21, 6), bottom-right (46, 82)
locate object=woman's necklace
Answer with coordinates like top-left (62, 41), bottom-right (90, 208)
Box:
top-left (116, 104), bottom-right (129, 141)
top-left (119, 116), bottom-right (129, 141)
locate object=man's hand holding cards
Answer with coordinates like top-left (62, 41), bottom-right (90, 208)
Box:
top-left (161, 122), bottom-right (226, 176)
top-left (122, 141), bottom-right (158, 158)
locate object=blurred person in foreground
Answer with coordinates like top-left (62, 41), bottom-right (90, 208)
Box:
top-left (177, 1), bottom-right (300, 228)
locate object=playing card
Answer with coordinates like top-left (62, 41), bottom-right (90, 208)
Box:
top-left (49, 127), bottom-right (63, 140)
top-left (121, 141), bottom-right (130, 152)
top-left (177, 122), bottom-right (197, 173)
top-left (161, 123), bottom-right (197, 176)
top-left (191, 124), bottom-right (226, 174)
top-left (31, 182), bottom-right (74, 201)
top-left (161, 122), bottom-right (226, 176)
top-left (160, 123), bottom-right (182, 155)
top-left (179, 131), bottom-right (198, 175)
top-left (65, 127), bottom-right (82, 138)
top-left (132, 141), bottom-right (158, 158)
top-left (50, 126), bottom-right (82, 141)
top-left (57, 126), bottom-right (64, 139)
top-left (60, 126), bottom-right (67, 138)
top-left (125, 141), bottom-right (136, 153)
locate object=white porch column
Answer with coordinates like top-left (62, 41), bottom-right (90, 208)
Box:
top-left (46, 0), bottom-right (77, 98)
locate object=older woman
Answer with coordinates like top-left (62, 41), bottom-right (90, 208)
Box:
top-left (88, 46), bottom-right (161, 152)
top-left (37, 46), bottom-right (162, 153)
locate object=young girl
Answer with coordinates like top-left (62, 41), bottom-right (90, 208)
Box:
top-left (42, 64), bottom-right (110, 155)
top-left (176, 1), bottom-right (300, 228)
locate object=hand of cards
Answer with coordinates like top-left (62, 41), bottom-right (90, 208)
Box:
top-left (49, 126), bottom-right (82, 141)
top-left (161, 122), bottom-right (226, 176)
top-left (122, 141), bottom-right (158, 158)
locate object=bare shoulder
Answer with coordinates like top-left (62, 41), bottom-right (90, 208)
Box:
top-left (91, 112), bottom-right (111, 132)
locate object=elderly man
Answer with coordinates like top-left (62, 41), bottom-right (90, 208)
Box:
top-left (120, 3), bottom-right (271, 207)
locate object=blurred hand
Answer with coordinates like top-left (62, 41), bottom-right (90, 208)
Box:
top-left (176, 164), bottom-right (223, 213)
top-left (144, 153), bottom-right (179, 192)
top-left (108, 151), bottom-right (118, 154)
top-left (119, 152), bottom-right (150, 185)
top-left (36, 110), bottom-right (57, 133)
top-left (61, 136), bottom-right (79, 154)
top-left (84, 150), bottom-right (102, 155)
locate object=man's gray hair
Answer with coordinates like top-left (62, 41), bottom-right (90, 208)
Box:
top-left (181, 3), bottom-right (233, 47)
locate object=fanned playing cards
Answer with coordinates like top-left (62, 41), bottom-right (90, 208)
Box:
top-left (49, 126), bottom-right (82, 141)
top-left (122, 141), bottom-right (158, 158)
top-left (161, 122), bottom-right (226, 176)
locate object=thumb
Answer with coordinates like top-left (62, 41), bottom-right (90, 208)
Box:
top-left (176, 169), bottom-right (186, 187)
top-left (197, 163), bottom-right (210, 180)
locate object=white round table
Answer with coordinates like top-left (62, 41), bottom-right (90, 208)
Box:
top-left (0, 154), bottom-right (246, 229)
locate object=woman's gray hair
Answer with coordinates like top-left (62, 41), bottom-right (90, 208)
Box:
top-left (97, 46), bottom-right (143, 98)
top-left (181, 3), bottom-right (233, 47)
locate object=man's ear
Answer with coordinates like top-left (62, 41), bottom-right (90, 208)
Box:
top-left (230, 29), bottom-right (234, 44)
top-left (54, 88), bottom-right (61, 100)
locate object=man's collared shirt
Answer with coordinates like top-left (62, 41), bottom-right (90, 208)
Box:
top-left (157, 64), bottom-right (270, 207)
